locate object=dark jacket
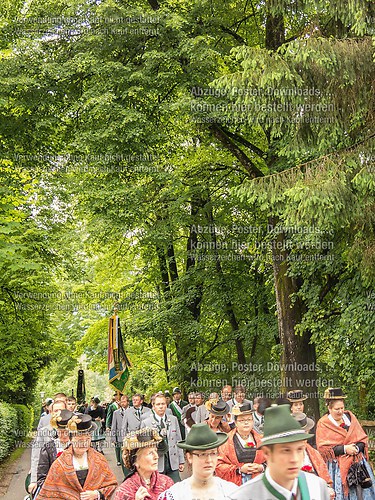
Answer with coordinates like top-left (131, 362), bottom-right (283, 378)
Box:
top-left (37, 440), bottom-right (57, 487)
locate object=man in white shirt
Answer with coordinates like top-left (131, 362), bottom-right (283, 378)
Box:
top-left (141, 392), bottom-right (184, 482)
top-left (229, 404), bottom-right (330, 500)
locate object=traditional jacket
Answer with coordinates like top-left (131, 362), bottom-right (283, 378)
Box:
top-left (229, 470), bottom-right (330, 500)
top-left (216, 428), bottom-right (265, 486)
top-left (316, 411), bottom-right (368, 497)
top-left (114, 471), bottom-right (173, 500)
top-left (305, 443), bottom-right (333, 487)
top-left (141, 412), bottom-right (185, 472)
top-left (37, 439), bottom-right (72, 488)
top-left (37, 445), bottom-right (118, 499)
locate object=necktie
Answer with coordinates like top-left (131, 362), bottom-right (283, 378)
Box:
top-left (160, 418), bottom-right (165, 429)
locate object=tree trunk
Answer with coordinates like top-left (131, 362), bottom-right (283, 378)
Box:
top-left (270, 217), bottom-right (320, 420)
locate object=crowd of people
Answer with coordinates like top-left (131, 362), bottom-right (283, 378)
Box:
top-left (25, 385), bottom-right (375, 500)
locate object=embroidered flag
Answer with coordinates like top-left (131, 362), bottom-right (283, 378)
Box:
top-left (108, 314), bottom-right (131, 392)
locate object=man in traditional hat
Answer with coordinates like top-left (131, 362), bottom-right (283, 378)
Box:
top-left (229, 404), bottom-right (330, 500)
top-left (164, 391), bottom-right (172, 406)
top-left (169, 387), bottom-right (188, 439)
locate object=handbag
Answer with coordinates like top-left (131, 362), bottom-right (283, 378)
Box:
top-left (347, 459), bottom-right (372, 489)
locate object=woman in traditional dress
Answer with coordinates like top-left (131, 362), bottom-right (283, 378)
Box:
top-left (114, 427), bottom-right (173, 500)
top-left (316, 387), bottom-right (375, 500)
top-left (215, 403), bottom-right (265, 486)
top-left (158, 423), bottom-right (238, 500)
top-left (38, 413), bottom-right (117, 499)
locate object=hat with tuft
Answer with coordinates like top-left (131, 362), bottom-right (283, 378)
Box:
top-left (67, 413), bottom-right (97, 434)
top-left (232, 403), bottom-right (253, 416)
top-left (260, 404), bottom-right (313, 447)
top-left (50, 410), bottom-right (74, 429)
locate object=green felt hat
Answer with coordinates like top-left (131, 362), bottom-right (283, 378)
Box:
top-left (260, 404), bottom-right (313, 447)
top-left (177, 423), bottom-right (228, 450)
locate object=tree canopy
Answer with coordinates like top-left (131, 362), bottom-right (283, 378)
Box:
top-left (0, 0), bottom-right (374, 418)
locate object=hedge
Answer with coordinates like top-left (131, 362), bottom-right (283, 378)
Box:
top-left (0, 402), bottom-right (33, 462)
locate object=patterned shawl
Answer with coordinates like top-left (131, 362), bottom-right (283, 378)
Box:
top-left (306, 443), bottom-right (333, 487)
top-left (316, 411), bottom-right (368, 496)
top-left (38, 445), bottom-right (118, 499)
top-left (114, 471), bottom-right (173, 500)
top-left (216, 428), bottom-right (265, 486)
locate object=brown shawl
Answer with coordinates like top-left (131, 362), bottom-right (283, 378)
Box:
top-left (216, 428), bottom-right (265, 486)
top-left (38, 445), bottom-right (118, 499)
top-left (306, 443), bottom-right (333, 487)
top-left (316, 411), bottom-right (368, 496)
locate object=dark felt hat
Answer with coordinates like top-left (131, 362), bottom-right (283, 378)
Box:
top-left (67, 413), bottom-right (97, 434)
top-left (208, 399), bottom-right (230, 416)
top-left (232, 403), bottom-right (253, 416)
top-left (287, 390), bottom-right (308, 402)
top-left (123, 427), bottom-right (162, 451)
top-left (323, 387), bottom-right (347, 400)
top-left (292, 412), bottom-right (315, 433)
top-left (50, 409), bottom-right (74, 429)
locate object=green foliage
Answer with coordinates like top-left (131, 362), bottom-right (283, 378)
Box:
top-left (12, 404), bottom-right (33, 440)
top-left (0, 0), bottom-right (374, 416)
top-left (0, 402), bottom-right (17, 461)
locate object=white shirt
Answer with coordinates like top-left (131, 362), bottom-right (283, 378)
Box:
top-left (328, 413), bottom-right (350, 427)
top-left (266, 468), bottom-right (298, 500)
top-left (73, 451), bottom-right (88, 471)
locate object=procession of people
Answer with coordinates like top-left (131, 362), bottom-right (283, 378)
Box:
top-left (25, 386), bottom-right (375, 500)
